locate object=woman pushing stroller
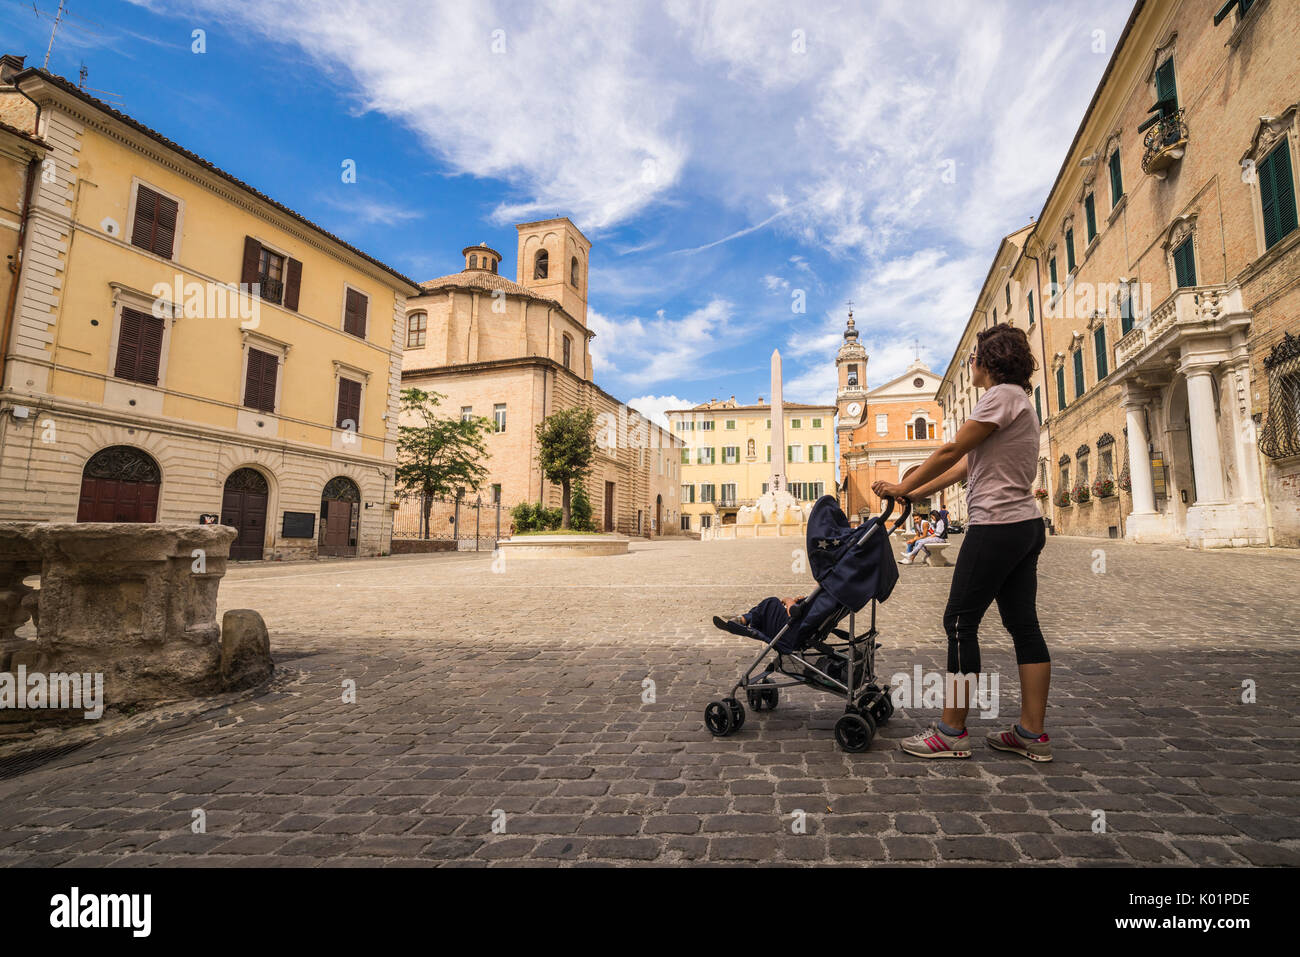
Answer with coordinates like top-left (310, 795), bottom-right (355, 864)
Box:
top-left (873, 323), bottom-right (1053, 762)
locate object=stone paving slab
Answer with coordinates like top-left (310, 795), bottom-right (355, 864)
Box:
top-left (0, 535), bottom-right (1297, 866)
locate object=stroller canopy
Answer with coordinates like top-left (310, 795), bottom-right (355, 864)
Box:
top-left (805, 495), bottom-right (899, 613)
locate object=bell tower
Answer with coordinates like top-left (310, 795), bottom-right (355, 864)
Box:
top-left (836, 309), bottom-right (868, 432)
top-left (516, 217), bottom-right (591, 328)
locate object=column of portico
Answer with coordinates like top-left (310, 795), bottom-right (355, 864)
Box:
top-left (1121, 390), bottom-right (1157, 516)
top-left (1180, 359), bottom-right (1227, 505)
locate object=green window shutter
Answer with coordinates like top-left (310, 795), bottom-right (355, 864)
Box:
top-left (1073, 349), bottom-right (1085, 398)
top-left (1155, 59), bottom-right (1178, 114)
top-left (1120, 285), bottom-right (1134, 336)
top-left (1057, 367), bottom-right (1067, 411)
top-left (1034, 387), bottom-right (1042, 424)
top-left (1065, 229), bottom-right (1076, 271)
top-left (1027, 291), bottom-right (1035, 324)
top-left (1049, 257), bottom-right (1058, 293)
top-left (1085, 194), bottom-right (1097, 243)
top-left (1094, 326), bottom-right (1109, 379)
top-left (1260, 142), bottom-right (1298, 250)
top-left (1109, 149), bottom-right (1124, 204)
top-left (1173, 239), bottom-right (1196, 287)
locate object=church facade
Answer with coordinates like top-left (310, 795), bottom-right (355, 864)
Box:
top-left (834, 314), bottom-right (945, 520)
top-left (398, 218), bottom-right (683, 536)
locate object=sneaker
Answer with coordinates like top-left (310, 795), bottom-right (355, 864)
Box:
top-left (898, 556), bottom-right (912, 565)
top-left (986, 726), bottom-right (1053, 762)
top-left (900, 724), bottom-right (972, 759)
top-left (712, 615), bottom-right (751, 637)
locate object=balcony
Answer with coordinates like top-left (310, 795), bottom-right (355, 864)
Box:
top-left (1141, 109), bottom-right (1188, 177)
top-left (1112, 284), bottom-right (1248, 372)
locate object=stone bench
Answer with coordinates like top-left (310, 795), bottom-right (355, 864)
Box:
top-left (922, 542), bottom-right (953, 567)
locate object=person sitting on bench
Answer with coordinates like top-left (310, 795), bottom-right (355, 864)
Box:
top-left (901, 508), bottom-right (949, 565)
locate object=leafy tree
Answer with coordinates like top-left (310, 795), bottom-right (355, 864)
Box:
top-left (395, 388), bottom-right (492, 538)
top-left (570, 479), bottom-right (595, 532)
top-left (535, 406), bottom-right (597, 530)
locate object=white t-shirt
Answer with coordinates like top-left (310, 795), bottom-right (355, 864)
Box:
top-left (966, 383), bottom-right (1041, 525)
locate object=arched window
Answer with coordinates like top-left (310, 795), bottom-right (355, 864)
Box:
top-left (915, 416), bottom-right (927, 440)
top-left (406, 311), bottom-right (427, 349)
top-left (469, 254), bottom-right (478, 269)
top-left (570, 256), bottom-right (581, 287)
top-left (534, 249), bottom-right (549, 279)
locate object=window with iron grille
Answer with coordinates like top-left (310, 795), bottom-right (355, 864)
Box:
top-left (1259, 333), bottom-right (1300, 460)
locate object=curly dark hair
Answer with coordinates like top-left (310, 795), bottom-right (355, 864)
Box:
top-left (974, 322), bottom-right (1036, 390)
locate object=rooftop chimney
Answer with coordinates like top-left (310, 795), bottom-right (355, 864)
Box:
top-left (1, 55), bottom-right (27, 85)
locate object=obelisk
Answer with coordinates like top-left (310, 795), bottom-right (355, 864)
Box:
top-left (769, 349), bottom-right (786, 495)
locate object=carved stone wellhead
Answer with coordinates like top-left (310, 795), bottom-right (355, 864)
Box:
top-left (0, 522), bottom-right (271, 716)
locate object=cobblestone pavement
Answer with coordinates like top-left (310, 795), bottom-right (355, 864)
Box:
top-left (2, 534), bottom-right (1298, 867)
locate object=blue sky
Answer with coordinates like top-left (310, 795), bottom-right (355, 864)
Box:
top-left (4, 0), bottom-right (1132, 426)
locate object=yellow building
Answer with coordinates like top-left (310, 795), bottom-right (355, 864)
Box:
top-left (666, 397), bottom-right (836, 533)
top-left (0, 61), bottom-right (420, 559)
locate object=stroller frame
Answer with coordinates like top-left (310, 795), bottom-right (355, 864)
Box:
top-left (704, 498), bottom-right (912, 752)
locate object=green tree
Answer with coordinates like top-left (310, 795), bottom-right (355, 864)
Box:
top-left (535, 406), bottom-right (597, 530)
top-left (395, 388), bottom-right (492, 538)
top-left (570, 479), bottom-right (595, 532)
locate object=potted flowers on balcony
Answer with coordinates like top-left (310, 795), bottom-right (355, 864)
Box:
top-left (1055, 489), bottom-right (1072, 508)
top-left (1034, 487), bottom-right (1049, 501)
top-left (1092, 476), bottom-right (1116, 499)
top-left (1072, 482), bottom-right (1091, 505)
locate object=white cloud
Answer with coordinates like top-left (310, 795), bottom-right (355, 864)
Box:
top-left (626, 394), bottom-right (697, 431)
top-left (589, 298), bottom-right (736, 388)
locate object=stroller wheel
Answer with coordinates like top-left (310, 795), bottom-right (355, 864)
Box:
top-left (725, 697), bottom-right (746, 731)
top-left (747, 680), bottom-right (779, 712)
top-left (704, 700), bottom-right (734, 736)
top-left (834, 712), bottom-right (876, 753)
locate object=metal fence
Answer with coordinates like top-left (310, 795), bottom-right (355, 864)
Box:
top-left (392, 494), bottom-right (503, 551)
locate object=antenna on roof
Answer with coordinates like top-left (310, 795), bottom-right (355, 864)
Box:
top-left (42, 0), bottom-right (66, 69)
top-left (78, 60), bottom-right (86, 89)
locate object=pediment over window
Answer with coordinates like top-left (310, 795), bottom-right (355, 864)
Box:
top-left (1241, 104), bottom-right (1299, 165)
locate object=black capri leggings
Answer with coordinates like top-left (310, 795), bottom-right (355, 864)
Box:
top-left (943, 518), bottom-right (1049, 675)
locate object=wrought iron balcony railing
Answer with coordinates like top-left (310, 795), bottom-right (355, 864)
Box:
top-left (258, 274), bottom-right (285, 305)
top-left (1141, 109), bottom-right (1188, 175)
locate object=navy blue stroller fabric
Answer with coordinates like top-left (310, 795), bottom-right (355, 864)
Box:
top-left (742, 496), bottom-right (900, 654)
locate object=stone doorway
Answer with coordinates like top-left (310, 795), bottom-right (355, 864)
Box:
top-left (320, 476), bottom-right (360, 557)
top-left (222, 468), bottom-right (269, 560)
top-left (76, 446), bottom-right (161, 523)
top-left (603, 481), bottom-right (615, 532)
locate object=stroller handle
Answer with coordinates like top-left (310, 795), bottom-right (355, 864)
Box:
top-left (879, 495), bottom-right (913, 534)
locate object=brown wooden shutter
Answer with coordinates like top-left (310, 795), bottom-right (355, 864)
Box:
top-left (336, 378), bottom-right (361, 429)
top-left (114, 308), bottom-right (143, 380)
top-left (114, 307), bottom-right (164, 385)
top-left (151, 193), bottom-right (178, 258)
top-left (244, 348), bottom-right (278, 412)
top-left (130, 186), bottom-right (178, 259)
top-left (130, 187), bottom-right (157, 253)
top-left (137, 310), bottom-right (164, 385)
top-left (260, 350), bottom-right (279, 412)
top-left (283, 257), bottom-right (302, 311)
top-left (241, 236), bottom-right (262, 288)
top-left (243, 349), bottom-right (263, 409)
top-left (343, 288), bottom-right (368, 338)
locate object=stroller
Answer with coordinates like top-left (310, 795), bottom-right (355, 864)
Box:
top-left (703, 495), bottom-right (911, 752)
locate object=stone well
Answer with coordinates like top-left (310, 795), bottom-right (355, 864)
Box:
top-left (0, 522), bottom-right (272, 713)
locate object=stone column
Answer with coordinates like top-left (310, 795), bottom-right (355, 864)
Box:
top-left (1122, 394), bottom-right (1157, 515)
top-left (1182, 361), bottom-right (1227, 505)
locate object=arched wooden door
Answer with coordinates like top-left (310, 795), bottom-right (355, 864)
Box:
top-left (222, 468), bottom-right (269, 560)
top-left (320, 476), bottom-right (360, 557)
top-left (76, 446), bottom-right (160, 523)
